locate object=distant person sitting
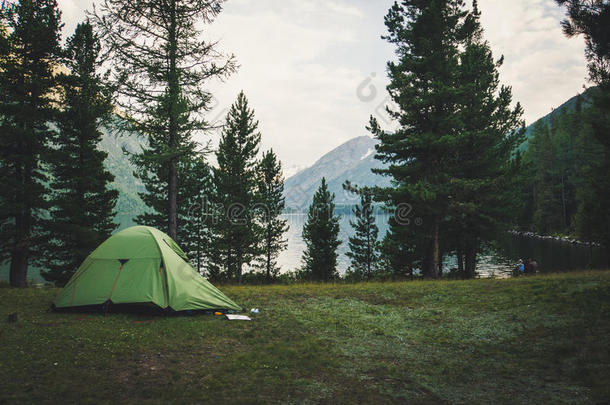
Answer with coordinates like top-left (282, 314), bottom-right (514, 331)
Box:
top-left (516, 259), bottom-right (525, 275)
top-left (529, 259), bottom-right (538, 274)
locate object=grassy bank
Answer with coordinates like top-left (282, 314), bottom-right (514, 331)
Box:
top-left (1, 271), bottom-right (609, 404)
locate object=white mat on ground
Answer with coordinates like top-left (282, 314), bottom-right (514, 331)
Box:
top-left (225, 314), bottom-right (251, 321)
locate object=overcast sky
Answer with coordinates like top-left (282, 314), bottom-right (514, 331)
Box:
top-left (58, 0), bottom-right (587, 173)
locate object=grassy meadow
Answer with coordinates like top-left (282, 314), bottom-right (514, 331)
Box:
top-left (1, 271), bottom-right (609, 404)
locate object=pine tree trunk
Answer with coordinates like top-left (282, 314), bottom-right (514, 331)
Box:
top-left (438, 253), bottom-right (443, 276)
top-left (425, 217), bottom-right (440, 279)
top-left (465, 246), bottom-right (477, 279)
top-left (432, 217), bottom-right (440, 279)
top-left (605, 234), bottom-right (610, 268)
top-left (10, 245), bottom-right (28, 288)
top-left (226, 247), bottom-right (231, 279)
top-left (196, 218), bottom-right (202, 273)
top-left (10, 210), bottom-right (29, 287)
top-left (167, 0), bottom-right (178, 241)
top-left (10, 166), bottom-right (30, 287)
top-left (457, 243), bottom-right (464, 273)
top-left (168, 161), bottom-right (177, 240)
top-left (237, 248), bottom-right (243, 284)
top-left (367, 228), bottom-right (372, 279)
top-left (561, 175), bottom-right (567, 230)
top-left (266, 233), bottom-right (271, 282)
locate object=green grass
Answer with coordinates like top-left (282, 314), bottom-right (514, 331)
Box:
top-left (1, 271), bottom-right (609, 404)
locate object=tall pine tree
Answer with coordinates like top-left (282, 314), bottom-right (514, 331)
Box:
top-left (42, 21), bottom-right (118, 286)
top-left (92, 0), bottom-right (236, 241)
top-left (177, 155), bottom-right (215, 274)
top-left (346, 192), bottom-right (379, 280)
top-left (302, 178), bottom-right (341, 281)
top-left (210, 91), bottom-right (262, 282)
top-left (448, 1), bottom-right (524, 277)
top-left (369, 0), bottom-right (468, 278)
top-left (256, 149), bottom-right (288, 281)
top-left (0, 0), bottom-right (62, 287)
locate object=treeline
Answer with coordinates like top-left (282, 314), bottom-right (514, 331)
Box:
top-left (0, 1), bottom-right (117, 287)
top-left (0, 0), bottom-right (291, 286)
top-left (516, 92), bottom-right (607, 244)
top-left (516, 0), bottom-right (610, 259)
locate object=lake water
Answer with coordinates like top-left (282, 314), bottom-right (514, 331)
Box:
top-left (2, 214), bottom-right (607, 282)
top-left (277, 214), bottom-right (609, 278)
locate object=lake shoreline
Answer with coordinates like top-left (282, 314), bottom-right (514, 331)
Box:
top-left (509, 230), bottom-right (603, 247)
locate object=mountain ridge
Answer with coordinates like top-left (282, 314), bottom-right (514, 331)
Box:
top-left (283, 135), bottom-right (391, 210)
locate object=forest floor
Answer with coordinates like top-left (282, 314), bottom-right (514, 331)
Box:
top-left (1, 271), bottom-right (609, 404)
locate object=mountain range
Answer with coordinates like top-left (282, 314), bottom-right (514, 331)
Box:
top-left (283, 136), bottom-right (391, 210)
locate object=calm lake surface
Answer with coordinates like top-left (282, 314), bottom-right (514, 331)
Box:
top-left (277, 214), bottom-right (609, 278)
top-left (2, 214), bottom-right (607, 282)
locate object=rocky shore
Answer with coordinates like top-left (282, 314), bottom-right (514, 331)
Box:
top-left (509, 230), bottom-right (602, 247)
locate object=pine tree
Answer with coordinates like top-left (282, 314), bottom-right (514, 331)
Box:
top-left (447, 1), bottom-right (524, 277)
top-left (346, 192), bottom-right (379, 280)
top-left (0, 0), bottom-right (62, 287)
top-left (556, 0), bottom-right (610, 261)
top-left (533, 126), bottom-right (563, 234)
top-left (573, 104), bottom-right (605, 245)
top-left (378, 228), bottom-right (417, 277)
top-left (180, 156), bottom-right (215, 274)
top-left (369, 0), bottom-right (469, 278)
top-left (555, 0), bottom-right (610, 85)
top-left (526, 121), bottom-right (563, 234)
top-left (210, 91), bottom-right (262, 282)
top-left (41, 21), bottom-right (118, 286)
top-left (256, 149), bottom-right (288, 281)
top-left (134, 145), bottom-right (214, 273)
top-left (92, 0), bottom-right (236, 241)
top-left (553, 109), bottom-right (578, 231)
top-left (136, 154), bottom-right (214, 274)
top-left (302, 178), bottom-right (341, 281)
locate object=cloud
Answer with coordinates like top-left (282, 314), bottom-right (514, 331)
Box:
top-left (203, 0), bottom-right (394, 167)
top-left (56, 0), bottom-right (588, 169)
top-left (57, 0), bottom-right (89, 37)
top-left (478, 0), bottom-right (587, 124)
top-left (205, 0), bottom-right (587, 168)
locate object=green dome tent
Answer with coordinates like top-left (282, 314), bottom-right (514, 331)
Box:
top-left (54, 226), bottom-right (241, 312)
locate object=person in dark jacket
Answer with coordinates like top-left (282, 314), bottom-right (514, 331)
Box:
top-left (529, 259), bottom-right (538, 274)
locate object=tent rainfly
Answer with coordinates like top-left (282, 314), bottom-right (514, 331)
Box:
top-left (54, 226), bottom-right (241, 312)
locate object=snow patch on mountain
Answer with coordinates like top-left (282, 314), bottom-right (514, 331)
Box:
top-left (361, 148), bottom-right (374, 160)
